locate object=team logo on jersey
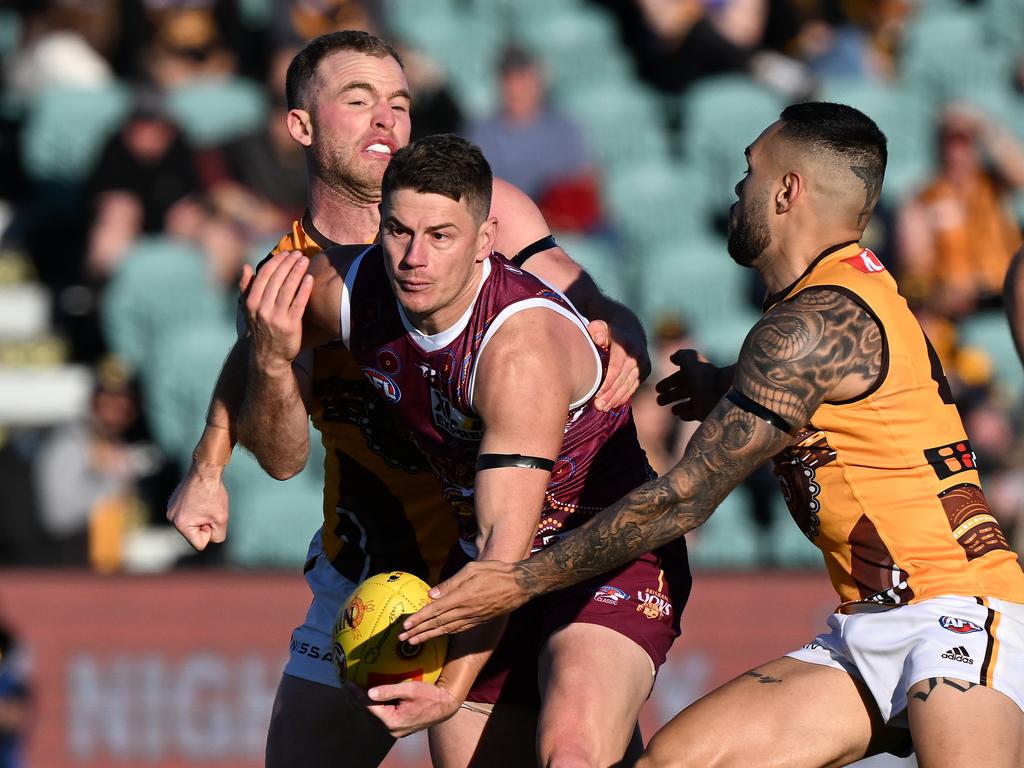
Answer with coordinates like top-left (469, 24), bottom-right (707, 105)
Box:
top-left (376, 348), bottom-right (401, 375)
top-left (362, 368), bottom-right (401, 403)
top-left (842, 249), bottom-right (886, 273)
top-left (939, 616), bottom-right (984, 634)
top-left (925, 441), bottom-right (977, 480)
top-left (548, 457), bottom-right (576, 486)
top-left (636, 588), bottom-right (671, 619)
top-left (594, 586), bottom-right (629, 605)
top-left (430, 389), bottom-right (483, 441)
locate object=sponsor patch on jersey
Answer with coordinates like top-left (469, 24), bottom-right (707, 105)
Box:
top-left (594, 586), bottom-right (629, 605)
top-left (939, 615), bottom-right (983, 634)
top-left (924, 440), bottom-right (977, 480)
top-left (842, 248), bottom-right (886, 273)
top-left (430, 389), bottom-right (483, 441)
top-left (363, 368), bottom-right (401, 403)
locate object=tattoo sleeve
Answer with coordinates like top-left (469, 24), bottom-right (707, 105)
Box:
top-left (511, 288), bottom-right (883, 598)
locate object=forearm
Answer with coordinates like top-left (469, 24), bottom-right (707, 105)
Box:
top-left (511, 396), bottom-right (783, 599)
top-left (436, 615), bottom-right (508, 701)
top-left (237, 358), bottom-right (309, 480)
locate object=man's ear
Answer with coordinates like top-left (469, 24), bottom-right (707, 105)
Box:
top-left (776, 171), bottom-right (802, 213)
top-left (287, 108), bottom-right (314, 147)
top-left (477, 216), bottom-right (498, 261)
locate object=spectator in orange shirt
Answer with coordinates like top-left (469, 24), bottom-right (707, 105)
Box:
top-left (897, 104), bottom-right (1024, 318)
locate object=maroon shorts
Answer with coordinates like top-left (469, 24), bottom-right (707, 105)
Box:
top-left (446, 542), bottom-right (691, 707)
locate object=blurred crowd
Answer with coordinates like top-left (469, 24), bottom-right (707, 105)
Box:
top-left (0, 0), bottom-right (1022, 572)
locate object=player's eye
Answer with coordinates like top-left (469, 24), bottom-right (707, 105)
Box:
top-left (391, 103), bottom-right (408, 113)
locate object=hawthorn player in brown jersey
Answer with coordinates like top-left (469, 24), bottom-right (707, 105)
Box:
top-left (402, 103), bottom-right (1024, 768)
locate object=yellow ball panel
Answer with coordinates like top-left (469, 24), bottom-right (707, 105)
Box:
top-left (332, 571), bottom-right (448, 689)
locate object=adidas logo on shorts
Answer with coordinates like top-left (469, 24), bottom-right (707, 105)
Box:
top-left (941, 646), bottom-right (974, 665)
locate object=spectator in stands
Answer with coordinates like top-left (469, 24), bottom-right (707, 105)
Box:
top-left (397, 43), bottom-right (464, 142)
top-left (141, 7), bottom-right (236, 89)
top-left (202, 46), bottom-right (307, 244)
top-left (85, 91), bottom-right (205, 282)
top-left (592, 0), bottom-right (811, 97)
top-left (896, 104), bottom-right (1024, 319)
top-left (464, 45), bottom-right (603, 233)
top-left (2, 0), bottom-right (114, 100)
top-left (31, 357), bottom-right (159, 567)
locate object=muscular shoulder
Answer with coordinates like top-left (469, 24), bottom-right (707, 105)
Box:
top-left (736, 287), bottom-right (883, 425)
top-left (477, 306), bottom-right (594, 402)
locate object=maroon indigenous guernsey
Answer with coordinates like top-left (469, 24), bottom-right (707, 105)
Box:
top-left (339, 245), bottom-right (655, 555)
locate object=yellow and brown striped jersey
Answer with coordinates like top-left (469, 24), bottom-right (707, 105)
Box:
top-left (768, 242), bottom-right (1024, 607)
top-left (272, 217), bottom-right (456, 584)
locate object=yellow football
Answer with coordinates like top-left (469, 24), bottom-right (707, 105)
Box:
top-left (331, 571), bottom-right (448, 689)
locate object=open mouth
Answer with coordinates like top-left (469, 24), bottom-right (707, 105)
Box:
top-left (365, 142), bottom-right (393, 157)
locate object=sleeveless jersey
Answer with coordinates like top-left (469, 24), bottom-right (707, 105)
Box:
top-left (342, 246), bottom-right (677, 560)
top-left (768, 242), bottom-right (1024, 607)
top-left (272, 218), bottom-right (456, 584)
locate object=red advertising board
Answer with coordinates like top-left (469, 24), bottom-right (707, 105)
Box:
top-left (0, 569), bottom-right (839, 767)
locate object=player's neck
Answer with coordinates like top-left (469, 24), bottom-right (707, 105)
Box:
top-left (307, 178), bottom-right (381, 245)
top-left (757, 235), bottom-right (860, 293)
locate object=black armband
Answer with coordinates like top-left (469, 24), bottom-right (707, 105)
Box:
top-left (476, 453), bottom-right (556, 471)
top-left (511, 235), bottom-right (558, 268)
top-left (725, 390), bottom-right (798, 436)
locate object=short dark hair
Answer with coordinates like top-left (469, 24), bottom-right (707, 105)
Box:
top-left (382, 134), bottom-right (493, 223)
top-left (285, 30), bottom-right (403, 111)
top-left (777, 102), bottom-right (888, 220)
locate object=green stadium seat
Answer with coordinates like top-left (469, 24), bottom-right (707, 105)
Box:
top-left (558, 82), bottom-right (671, 171)
top-left (680, 75), bottom-right (784, 219)
top-left (224, 463), bottom-right (327, 567)
top-left (166, 76), bottom-right (268, 148)
top-left (554, 233), bottom-right (631, 306)
top-left (770, 497), bottom-right (825, 569)
top-left (957, 310), bottom-right (1024, 402)
top-left (101, 236), bottom-right (232, 376)
top-left (518, 5), bottom-right (631, 90)
top-left (901, 9), bottom-right (1016, 109)
top-left (638, 234), bottom-right (760, 364)
top-left (21, 83), bottom-right (131, 185)
top-left (142, 322), bottom-right (237, 466)
top-left (603, 160), bottom-right (711, 257)
top-left (686, 488), bottom-right (760, 569)
top-left (0, 8), bottom-right (21, 59)
top-left (816, 80), bottom-right (933, 205)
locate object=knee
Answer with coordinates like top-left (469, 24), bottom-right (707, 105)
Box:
top-left (542, 746), bottom-right (598, 768)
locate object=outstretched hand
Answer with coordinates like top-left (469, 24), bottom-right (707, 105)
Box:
top-left (398, 560), bottom-right (529, 646)
top-left (655, 348), bottom-right (732, 422)
top-left (365, 680), bottom-right (461, 738)
top-left (589, 319), bottom-right (652, 411)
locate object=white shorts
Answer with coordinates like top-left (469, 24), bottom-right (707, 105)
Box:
top-left (281, 531), bottom-right (355, 688)
top-left (787, 595), bottom-right (1024, 727)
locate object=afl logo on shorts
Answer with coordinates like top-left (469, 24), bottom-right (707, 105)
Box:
top-left (593, 585), bottom-right (628, 605)
top-left (939, 615), bottom-right (983, 634)
top-left (363, 368), bottom-right (401, 403)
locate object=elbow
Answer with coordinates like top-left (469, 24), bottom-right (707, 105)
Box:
top-left (260, 452), bottom-right (308, 481)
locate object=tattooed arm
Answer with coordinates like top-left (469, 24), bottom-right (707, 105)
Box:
top-left (400, 287), bottom-right (884, 642)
